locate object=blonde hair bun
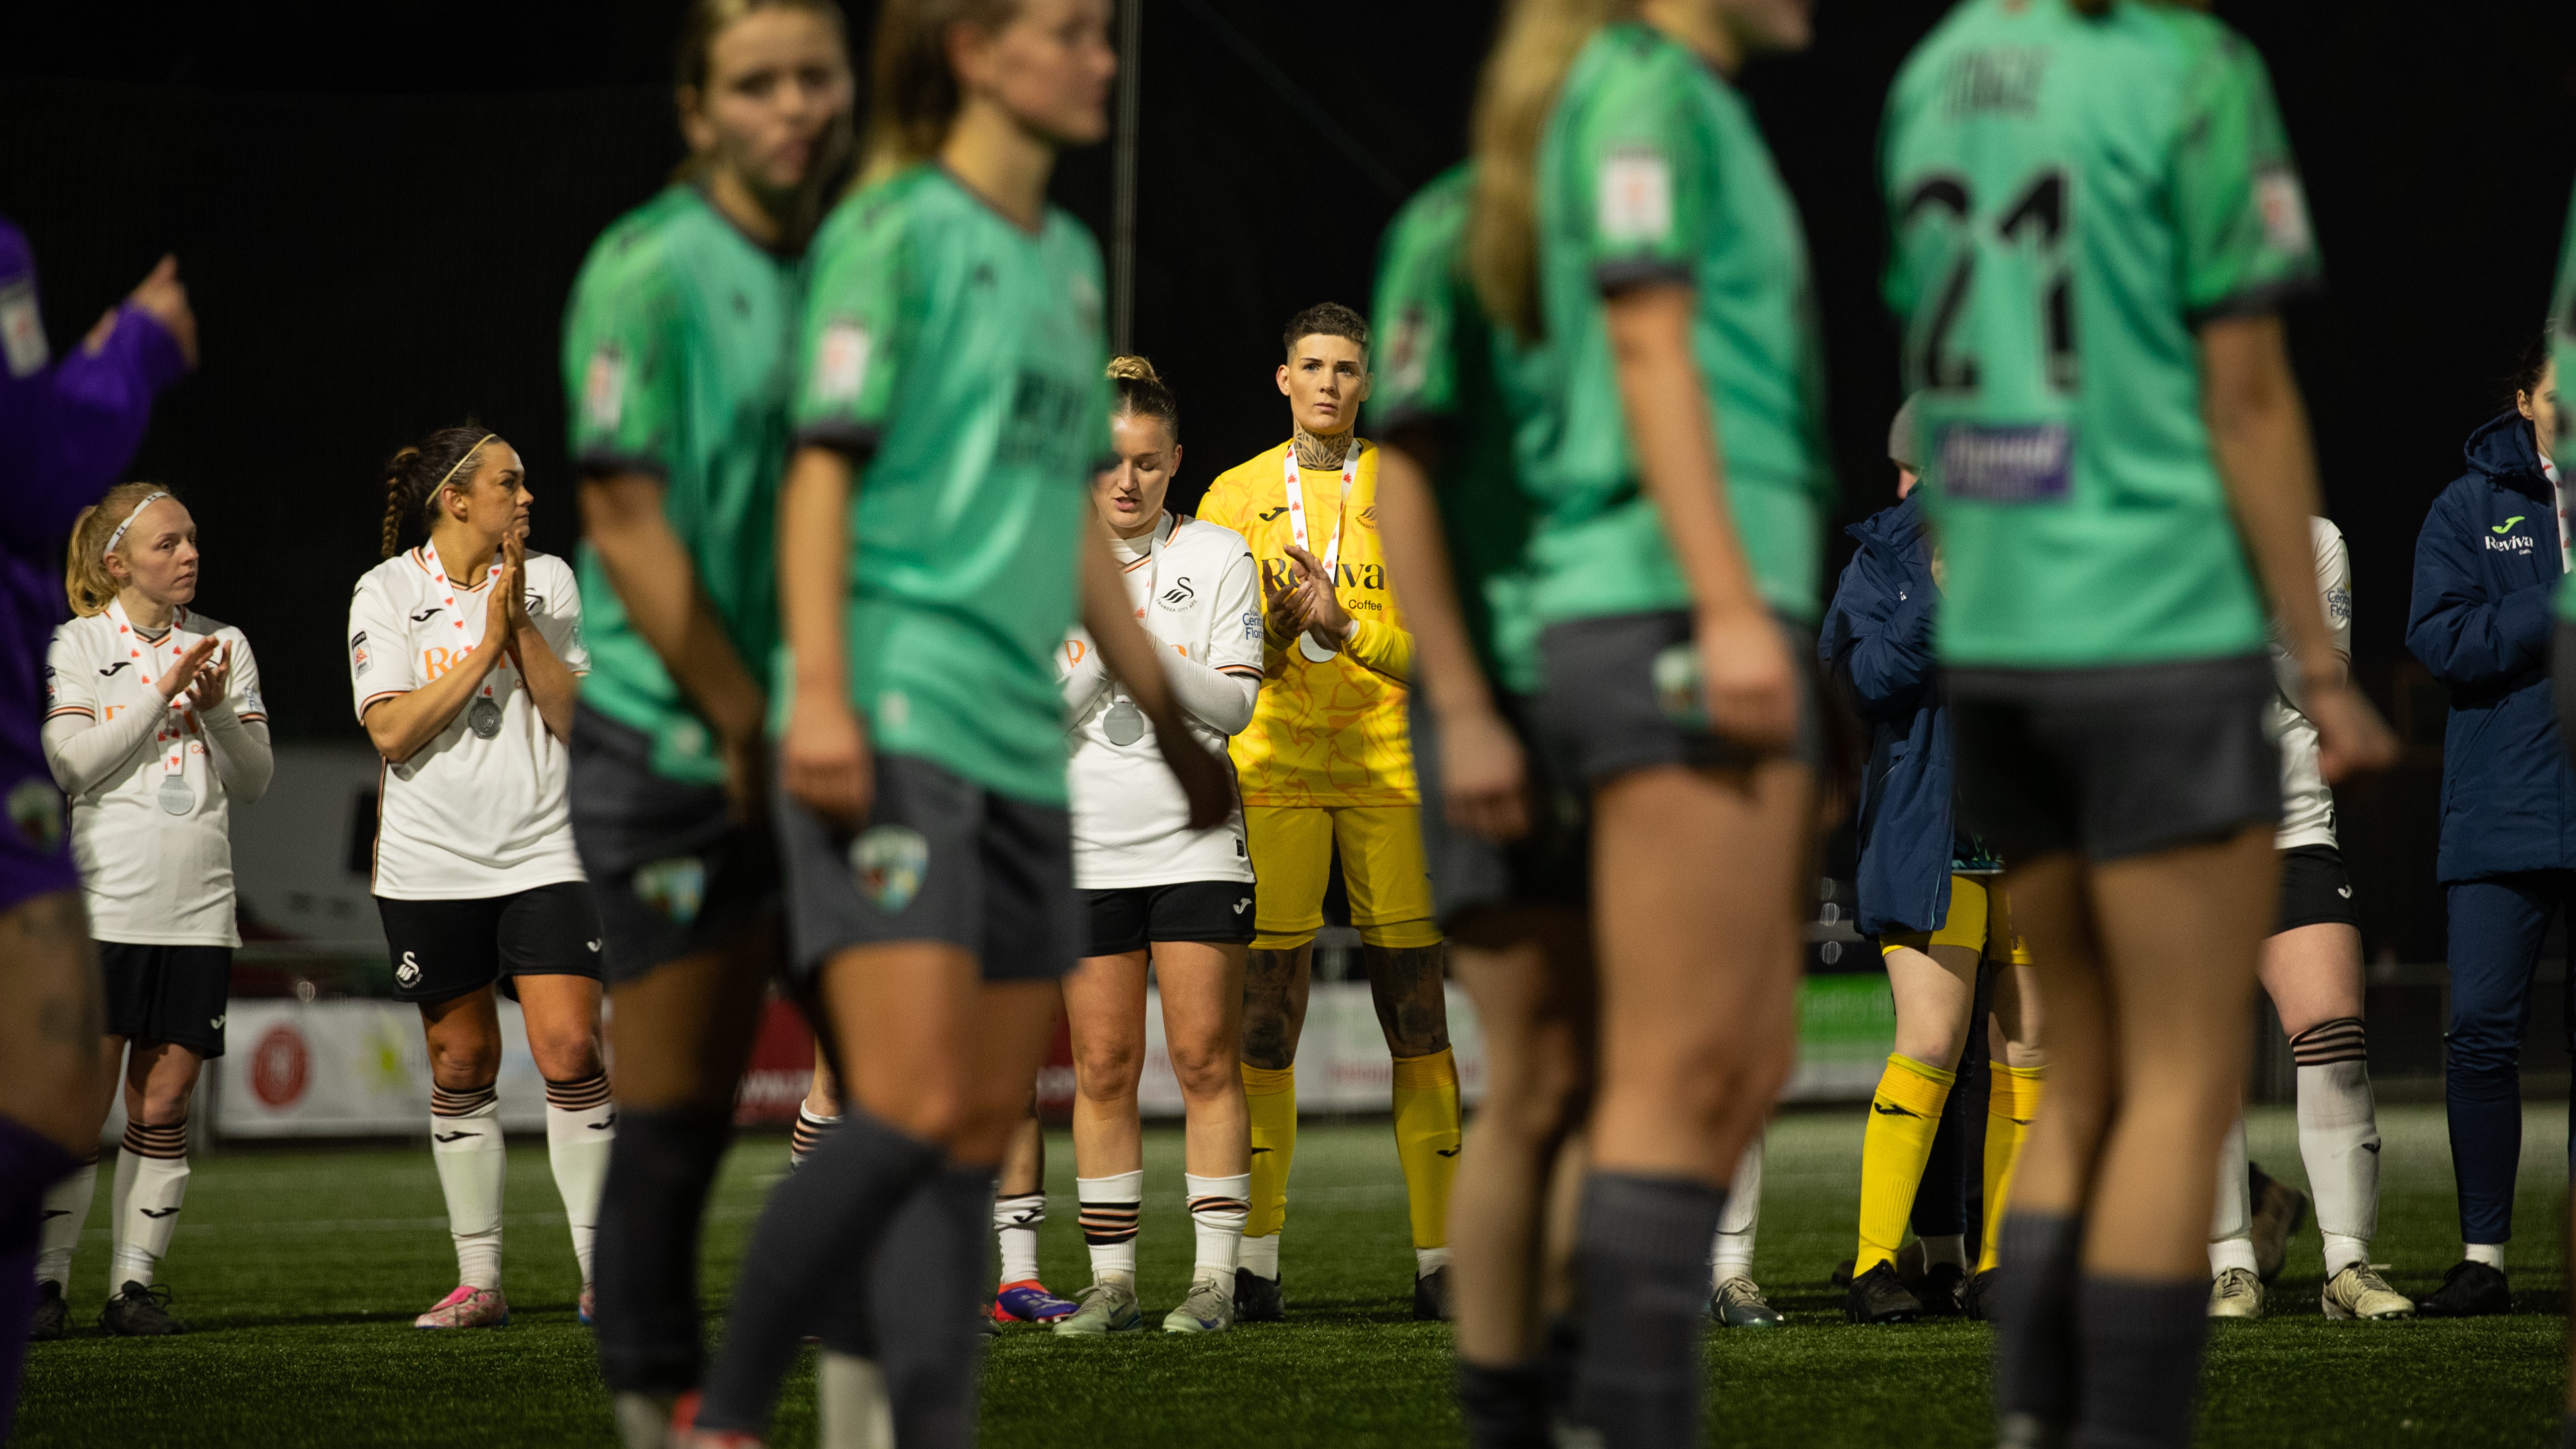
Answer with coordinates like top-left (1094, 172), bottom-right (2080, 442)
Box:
top-left (1106, 355), bottom-right (1162, 384)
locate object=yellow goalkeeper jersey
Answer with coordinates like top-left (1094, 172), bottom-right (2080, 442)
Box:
top-left (1195, 438), bottom-right (1417, 807)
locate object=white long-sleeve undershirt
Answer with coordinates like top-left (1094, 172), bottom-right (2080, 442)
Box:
top-left (44, 694), bottom-right (273, 804)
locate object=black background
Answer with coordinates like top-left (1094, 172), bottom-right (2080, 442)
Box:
top-left (6, 0), bottom-right (2573, 961)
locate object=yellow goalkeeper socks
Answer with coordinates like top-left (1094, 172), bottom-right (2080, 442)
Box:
top-left (1390, 1047), bottom-right (1463, 1266)
top-left (1855, 1053), bottom-right (1955, 1276)
top-left (1241, 1062), bottom-right (1297, 1274)
top-left (1977, 1064), bottom-right (2045, 1273)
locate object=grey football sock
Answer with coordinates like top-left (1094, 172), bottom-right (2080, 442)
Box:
top-left (693, 1109), bottom-right (940, 1435)
top-left (869, 1165), bottom-right (995, 1449)
top-left (2072, 1276), bottom-right (2207, 1449)
top-left (1572, 1172), bottom-right (1727, 1448)
top-left (1991, 1211), bottom-right (2082, 1441)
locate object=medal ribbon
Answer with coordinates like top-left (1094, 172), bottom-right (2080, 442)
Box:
top-left (422, 544), bottom-right (509, 715)
top-left (107, 597), bottom-right (195, 792)
top-left (1281, 439), bottom-right (1361, 661)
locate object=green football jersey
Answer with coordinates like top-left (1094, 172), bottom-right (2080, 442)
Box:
top-left (1367, 163), bottom-right (1544, 696)
top-left (563, 185), bottom-right (799, 785)
top-left (790, 165), bottom-right (1111, 807)
top-left (1883, 0), bottom-right (2321, 667)
top-left (1525, 21), bottom-right (1835, 627)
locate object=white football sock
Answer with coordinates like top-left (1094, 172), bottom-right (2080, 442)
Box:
top-left (1414, 1246), bottom-right (1451, 1276)
top-left (36, 1155), bottom-right (96, 1288)
top-left (994, 1192), bottom-right (1045, 1285)
top-left (110, 1120), bottom-right (190, 1290)
top-left (1239, 1233), bottom-right (1280, 1279)
top-left (544, 1072), bottom-right (615, 1286)
top-left (1710, 1132), bottom-right (1763, 1284)
top-left (430, 1082), bottom-right (506, 1290)
top-left (1076, 1170), bottom-right (1142, 1283)
top-left (1186, 1173), bottom-right (1251, 1291)
top-left (2465, 1242), bottom-right (2505, 1269)
top-left (2207, 1115), bottom-right (2256, 1277)
top-left (2290, 1018), bottom-right (2379, 1277)
top-left (817, 1349), bottom-right (895, 1449)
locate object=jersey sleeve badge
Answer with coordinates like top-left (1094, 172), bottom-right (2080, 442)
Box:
top-left (2254, 167), bottom-right (2313, 257)
top-left (351, 630), bottom-right (371, 674)
top-left (815, 320), bottom-right (872, 405)
top-left (1598, 145), bottom-right (1675, 245)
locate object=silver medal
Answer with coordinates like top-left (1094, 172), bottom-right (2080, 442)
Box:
top-left (1104, 698), bottom-right (1146, 746)
top-left (157, 773), bottom-right (193, 815)
top-left (1297, 631), bottom-right (1339, 664)
top-left (468, 697), bottom-right (504, 739)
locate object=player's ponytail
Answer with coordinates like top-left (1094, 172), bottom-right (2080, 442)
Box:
top-left (1468, 0), bottom-right (1627, 342)
top-left (379, 427), bottom-right (498, 560)
top-left (65, 481), bottom-right (174, 618)
top-left (862, 0), bottom-right (1028, 181)
top-left (1108, 355), bottom-right (1179, 443)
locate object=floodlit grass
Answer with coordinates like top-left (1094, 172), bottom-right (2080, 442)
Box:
top-left (15, 1104), bottom-right (2565, 1446)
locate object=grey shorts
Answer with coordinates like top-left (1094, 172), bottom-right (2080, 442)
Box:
top-left (773, 752), bottom-right (1080, 984)
top-left (570, 706), bottom-right (782, 988)
top-left (1412, 692), bottom-right (1591, 926)
top-left (1536, 609), bottom-right (1824, 787)
top-left (1948, 654), bottom-right (2280, 864)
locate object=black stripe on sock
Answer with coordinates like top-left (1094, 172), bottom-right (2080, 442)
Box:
top-left (2290, 1016), bottom-right (2368, 1067)
top-left (120, 1120), bottom-right (188, 1160)
top-left (543, 1071), bottom-right (612, 1112)
top-left (1187, 1196), bottom-right (1250, 1217)
top-left (430, 1081), bottom-right (499, 1116)
top-left (1078, 1203), bottom-right (1141, 1244)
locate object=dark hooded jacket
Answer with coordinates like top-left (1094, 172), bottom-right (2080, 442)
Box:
top-left (2405, 410), bottom-right (2576, 882)
top-left (1818, 494), bottom-right (1953, 936)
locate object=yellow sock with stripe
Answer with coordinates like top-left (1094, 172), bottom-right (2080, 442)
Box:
top-left (1854, 1053), bottom-right (1955, 1276)
top-left (1240, 1062), bottom-right (1296, 1278)
top-left (1389, 1048), bottom-right (1462, 1271)
top-left (1977, 1064), bottom-right (2045, 1273)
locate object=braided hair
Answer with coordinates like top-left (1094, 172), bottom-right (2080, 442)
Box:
top-left (379, 427), bottom-right (497, 560)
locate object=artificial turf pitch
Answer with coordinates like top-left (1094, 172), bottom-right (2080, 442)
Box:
top-left (16, 1102), bottom-right (2566, 1446)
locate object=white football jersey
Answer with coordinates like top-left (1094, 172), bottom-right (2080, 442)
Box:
top-left (45, 608), bottom-right (264, 946)
top-left (1062, 513), bottom-right (1263, 889)
top-left (348, 545), bottom-right (590, 900)
top-left (2267, 516), bottom-right (2350, 853)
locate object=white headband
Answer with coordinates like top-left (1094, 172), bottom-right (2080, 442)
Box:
top-left (102, 491), bottom-right (171, 559)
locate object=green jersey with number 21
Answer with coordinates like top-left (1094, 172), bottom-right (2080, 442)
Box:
top-left (1884, 0), bottom-right (2321, 668)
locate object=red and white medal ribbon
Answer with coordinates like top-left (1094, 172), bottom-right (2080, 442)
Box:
top-left (107, 598), bottom-right (198, 814)
top-left (1281, 441), bottom-right (1360, 662)
top-left (422, 544), bottom-right (510, 737)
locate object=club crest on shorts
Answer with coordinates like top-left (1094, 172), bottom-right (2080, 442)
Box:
top-left (7, 777), bottom-right (62, 853)
top-left (849, 825), bottom-right (928, 915)
top-left (635, 855), bottom-right (707, 926)
top-left (395, 950), bottom-right (423, 988)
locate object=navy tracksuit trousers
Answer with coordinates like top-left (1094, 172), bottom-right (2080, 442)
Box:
top-left (2445, 872), bottom-right (2576, 1244)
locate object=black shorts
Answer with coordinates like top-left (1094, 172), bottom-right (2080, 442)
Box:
top-left (1949, 655), bottom-right (2279, 865)
top-left (1537, 609), bottom-right (1824, 787)
top-left (1084, 880), bottom-right (1258, 957)
top-left (1412, 692), bottom-right (1591, 926)
top-left (100, 943), bottom-right (231, 1057)
top-left (570, 704), bottom-right (782, 988)
top-left (2275, 843), bottom-right (2358, 934)
top-left (376, 881), bottom-right (605, 1004)
top-left (774, 752), bottom-right (1080, 985)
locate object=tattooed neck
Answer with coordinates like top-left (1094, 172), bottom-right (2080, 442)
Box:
top-left (1292, 425), bottom-right (1354, 469)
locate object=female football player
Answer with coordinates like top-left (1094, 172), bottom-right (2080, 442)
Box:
top-left (1465, 0), bottom-right (1832, 1440)
top-left (350, 428), bottom-right (613, 1331)
top-left (684, 0), bottom-right (1228, 1440)
top-left (0, 236), bottom-right (193, 1437)
top-left (1885, 2), bottom-right (2393, 1443)
top-left (1053, 356), bottom-right (1263, 1337)
top-left (34, 486), bottom-right (269, 1339)
top-left (556, 0), bottom-right (864, 1436)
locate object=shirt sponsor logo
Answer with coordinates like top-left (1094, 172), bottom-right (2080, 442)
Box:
top-left (1940, 46), bottom-right (2049, 119)
top-left (2255, 167), bottom-right (2313, 257)
top-left (1242, 611), bottom-right (1261, 640)
top-left (1598, 146), bottom-right (1673, 246)
top-left (0, 280), bottom-right (48, 379)
top-left (849, 824), bottom-right (929, 915)
top-left (584, 345), bottom-right (626, 433)
top-left (999, 369), bottom-right (1092, 466)
top-left (1936, 422), bottom-right (2072, 505)
top-left (815, 319), bottom-right (871, 405)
